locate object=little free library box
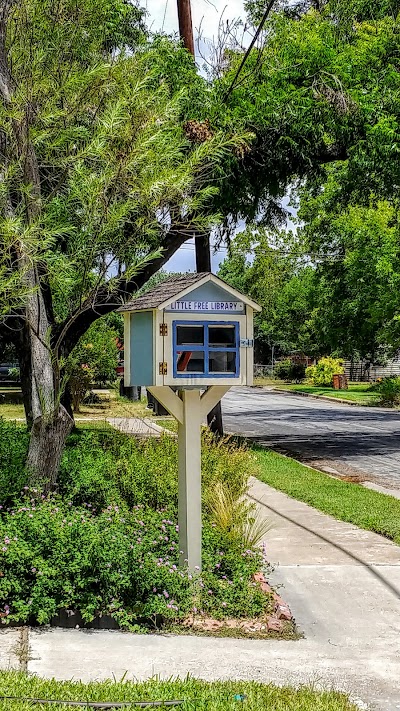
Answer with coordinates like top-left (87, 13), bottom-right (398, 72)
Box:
top-left (119, 272), bottom-right (261, 388)
top-left (119, 273), bottom-right (261, 571)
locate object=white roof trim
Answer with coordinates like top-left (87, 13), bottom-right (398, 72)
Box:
top-left (157, 273), bottom-right (262, 312)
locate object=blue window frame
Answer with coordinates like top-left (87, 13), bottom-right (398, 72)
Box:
top-left (173, 321), bottom-right (240, 379)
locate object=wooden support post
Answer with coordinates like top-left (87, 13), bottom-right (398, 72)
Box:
top-left (178, 389), bottom-right (202, 570)
top-left (146, 385), bottom-right (231, 571)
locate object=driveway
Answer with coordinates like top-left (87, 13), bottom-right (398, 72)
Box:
top-left (222, 388), bottom-right (400, 490)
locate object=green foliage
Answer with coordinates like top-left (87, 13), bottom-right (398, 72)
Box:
top-left (0, 425), bottom-right (270, 627)
top-left (69, 366), bottom-right (94, 413)
top-left (0, 0), bottom-right (246, 401)
top-left (370, 377), bottom-right (400, 407)
top-left (0, 671), bottom-right (360, 710)
top-left (306, 357), bottom-right (344, 386)
top-left (0, 421), bottom-right (29, 502)
top-left (205, 481), bottom-right (272, 550)
top-left (274, 360), bottom-right (306, 382)
top-left (68, 318), bottom-right (120, 411)
top-left (213, 1), bottom-right (400, 227)
top-left (299, 191), bottom-right (400, 359)
top-left (218, 1), bottom-right (400, 364)
top-left (218, 228), bottom-right (317, 359)
top-left (58, 429), bottom-right (253, 513)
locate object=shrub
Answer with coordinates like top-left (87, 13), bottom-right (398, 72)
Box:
top-left (306, 356), bottom-right (344, 386)
top-left (0, 496), bottom-right (270, 628)
top-left (0, 420), bottom-right (29, 503)
top-left (58, 429), bottom-right (253, 513)
top-left (0, 423), bottom-right (272, 628)
top-left (69, 365), bottom-right (94, 413)
top-left (371, 377), bottom-right (400, 407)
top-left (274, 359), bottom-right (306, 382)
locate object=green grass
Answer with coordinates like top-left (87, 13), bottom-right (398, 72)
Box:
top-left (0, 672), bottom-right (358, 710)
top-left (156, 417), bottom-right (178, 433)
top-left (0, 390), bottom-right (176, 425)
top-left (0, 403), bottom-right (24, 419)
top-left (275, 383), bottom-right (379, 404)
top-left (255, 448), bottom-right (400, 544)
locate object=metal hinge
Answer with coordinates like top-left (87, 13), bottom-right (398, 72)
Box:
top-left (159, 361), bottom-right (168, 375)
top-left (240, 338), bottom-right (254, 348)
top-left (159, 323), bottom-right (168, 336)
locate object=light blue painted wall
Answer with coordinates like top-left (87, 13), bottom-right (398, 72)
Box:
top-left (165, 281), bottom-right (247, 314)
top-left (130, 311), bottom-right (154, 385)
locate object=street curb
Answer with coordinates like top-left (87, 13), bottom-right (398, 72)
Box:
top-left (270, 387), bottom-right (380, 408)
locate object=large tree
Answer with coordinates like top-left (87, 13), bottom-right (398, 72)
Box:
top-left (0, 0), bottom-right (246, 489)
top-left (219, 0), bottom-right (400, 360)
top-left (2, 0), bottom-right (400, 488)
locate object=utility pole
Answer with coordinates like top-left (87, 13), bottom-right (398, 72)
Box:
top-left (177, 0), bottom-right (195, 56)
top-left (176, 0), bottom-right (223, 435)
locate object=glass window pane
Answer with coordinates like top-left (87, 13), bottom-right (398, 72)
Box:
top-left (176, 351), bottom-right (205, 374)
top-left (208, 325), bottom-right (236, 348)
top-left (176, 325), bottom-right (204, 346)
top-left (209, 351), bottom-right (237, 374)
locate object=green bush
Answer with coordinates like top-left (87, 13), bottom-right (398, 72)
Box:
top-left (306, 357), bottom-right (344, 386)
top-left (370, 377), bottom-right (400, 407)
top-left (0, 496), bottom-right (268, 627)
top-left (274, 359), bottom-right (306, 382)
top-left (0, 419), bottom-right (29, 503)
top-left (0, 423), bottom-right (271, 628)
top-left (58, 429), bottom-right (253, 513)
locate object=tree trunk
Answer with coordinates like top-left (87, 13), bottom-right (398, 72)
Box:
top-left (24, 267), bottom-right (73, 491)
top-left (18, 325), bottom-right (34, 429)
top-left (26, 405), bottom-right (73, 492)
top-left (0, 0), bottom-right (73, 489)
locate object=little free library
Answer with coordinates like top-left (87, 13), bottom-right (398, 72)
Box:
top-left (119, 272), bottom-right (261, 570)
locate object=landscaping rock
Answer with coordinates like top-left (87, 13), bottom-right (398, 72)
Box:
top-left (267, 617), bottom-right (283, 633)
top-left (253, 572), bottom-right (273, 594)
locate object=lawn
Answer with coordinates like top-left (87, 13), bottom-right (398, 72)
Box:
top-left (0, 671), bottom-right (359, 710)
top-left (255, 448), bottom-right (400, 544)
top-left (0, 387), bottom-right (171, 426)
top-left (274, 383), bottom-right (379, 405)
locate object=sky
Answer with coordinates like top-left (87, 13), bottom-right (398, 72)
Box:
top-left (145, 0), bottom-right (247, 273)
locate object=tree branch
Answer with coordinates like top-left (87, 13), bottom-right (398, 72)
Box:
top-left (54, 224), bottom-right (196, 356)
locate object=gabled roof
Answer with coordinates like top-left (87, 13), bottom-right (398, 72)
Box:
top-left (118, 272), bottom-right (261, 313)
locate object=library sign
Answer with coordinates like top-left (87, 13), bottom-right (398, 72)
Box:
top-left (168, 300), bottom-right (245, 312)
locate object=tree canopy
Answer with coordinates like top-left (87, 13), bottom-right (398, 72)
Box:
top-left (1, 0), bottom-right (400, 483)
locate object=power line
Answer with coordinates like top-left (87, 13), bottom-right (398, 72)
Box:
top-left (224, 0), bottom-right (276, 100)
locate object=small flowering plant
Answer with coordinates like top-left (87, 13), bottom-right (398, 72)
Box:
top-left (0, 423), bottom-right (273, 630)
top-left (0, 497), bottom-right (272, 628)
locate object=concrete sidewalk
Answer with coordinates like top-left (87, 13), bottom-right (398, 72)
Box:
top-left (2, 480), bottom-right (400, 710)
top-left (107, 417), bottom-right (175, 437)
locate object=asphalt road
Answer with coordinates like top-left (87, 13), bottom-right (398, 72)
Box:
top-left (222, 387), bottom-right (400, 490)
